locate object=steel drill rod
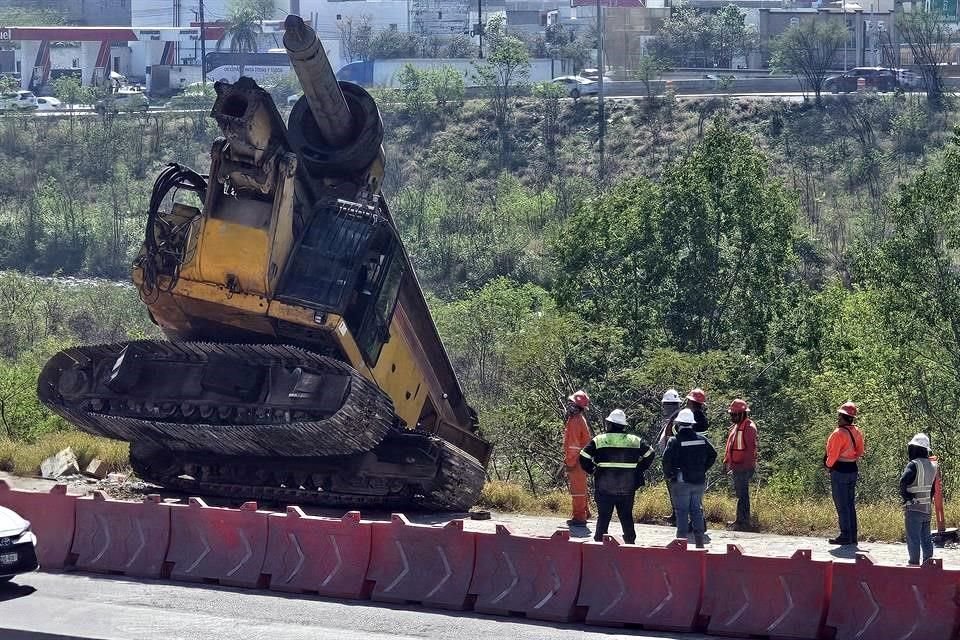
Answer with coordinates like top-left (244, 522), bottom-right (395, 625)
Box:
top-left (283, 14), bottom-right (353, 148)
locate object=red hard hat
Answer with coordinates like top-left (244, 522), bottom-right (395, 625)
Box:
top-left (686, 388), bottom-right (707, 404)
top-left (837, 402), bottom-right (858, 418)
top-left (568, 390), bottom-right (590, 408)
top-left (728, 398), bottom-right (748, 414)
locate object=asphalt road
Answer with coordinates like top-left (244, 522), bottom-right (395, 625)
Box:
top-left (0, 572), bottom-right (716, 640)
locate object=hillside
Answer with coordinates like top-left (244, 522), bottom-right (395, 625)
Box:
top-left (0, 92), bottom-right (958, 511)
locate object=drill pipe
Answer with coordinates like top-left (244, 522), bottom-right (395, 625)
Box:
top-left (283, 14), bottom-right (353, 148)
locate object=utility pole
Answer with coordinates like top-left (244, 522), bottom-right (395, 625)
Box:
top-left (199, 0), bottom-right (208, 85)
top-left (478, 0), bottom-right (484, 58)
top-left (596, 0), bottom-right (605, 183)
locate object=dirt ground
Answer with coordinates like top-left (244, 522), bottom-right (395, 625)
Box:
top-left (3, 471), bottom-right (956, 568)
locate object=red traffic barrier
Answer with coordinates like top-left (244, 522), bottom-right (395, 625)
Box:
top-left (366, 514), bottom-right (476, 610)
top-left (71, 491), bottom-right (172, 578)
top-left (826, 554), bottom-right (960, 640)
top-left (470, 525), bottom-right (584, 622)
top-left (264, 507), bottom-right (372, 599)
top-left (578, 538), bottom-right (704, 631)
top-left (0, 479), bottom-right (76, 569)
top-left (166, 498), bottom-right (268, 589)
top-left (702, 545), bottom-right (831, 640)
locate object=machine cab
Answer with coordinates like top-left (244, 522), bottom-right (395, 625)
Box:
top-left (279, 199), bottom-right (404, 366)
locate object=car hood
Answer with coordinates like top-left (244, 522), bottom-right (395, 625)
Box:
top-left (0, 505), bottom-right (28, 537)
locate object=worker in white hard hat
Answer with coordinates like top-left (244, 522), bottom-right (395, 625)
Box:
top-left (579, 408), bottom-right (655, 544)
top-left (662, 408), bottom-right (717, 548)
top-left (656, 389), bottom-right (683, 524)
top-left (900, 432), bottom-right (939, 565)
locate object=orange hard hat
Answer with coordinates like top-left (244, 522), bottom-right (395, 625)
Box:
top-left (728, 398), bottom-right (749, 414)
top-left (568, 390), bottom-right (590, 408)
top-left (686, 388), bottom-right (707, 404)
top-left (837, 402), bottom-right (858, 418)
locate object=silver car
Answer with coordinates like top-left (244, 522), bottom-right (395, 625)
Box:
top-left (551, 76), bottom-right (599, 98)
top-left (0, 505), bottom-right (38, 583)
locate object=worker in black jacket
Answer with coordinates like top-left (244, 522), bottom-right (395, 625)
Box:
top-left (662, 408), bottom-right (717, 548)
top-left (580, 408), bottom-right (656, 544)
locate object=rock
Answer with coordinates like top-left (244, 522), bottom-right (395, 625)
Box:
top-left (40, 448), bottom-right (80, 479)
top-left (105, 472), bottom-right (128, 484)
top-left (83, 458), bottom-right (109, 480)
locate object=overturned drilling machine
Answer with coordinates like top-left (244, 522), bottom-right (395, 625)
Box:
top-left (37, 15), bottom-right (491, 510)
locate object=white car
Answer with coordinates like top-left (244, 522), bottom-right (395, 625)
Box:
top-left (0, 90), bottom-right (38, 111)
top-left (551, 76), bottom-right (599, 98)
top-left (287, 93), bottom-right (301, 106)
top-left (35, 96), bottom-right (62, 111)
top-left (0, 505), bottom-right (38, 583)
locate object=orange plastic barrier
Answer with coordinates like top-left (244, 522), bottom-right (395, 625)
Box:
top-left (469, 526), bottom-right (583, 622)
top-left (702, 546), bottom-right (831, 639)
top-left (166, 498), bottom-right (268, 588)
top-left (71, 491), bottom-right (172, 578)
top-left (263, 508), bottom-right (372, 599)
top-left (366, 514), bottom-right (476, 610)
top-left (578, 538), bottom-right (704, 631)
top-left (0, 480), bottom-right (76, 569)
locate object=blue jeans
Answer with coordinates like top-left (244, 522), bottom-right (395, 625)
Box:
top-left (905, 509), bottom-right (933, 565)
top-left (831, 470), bottom-right (858, 542)
top-left (671, 481), bottom-right (705, 538)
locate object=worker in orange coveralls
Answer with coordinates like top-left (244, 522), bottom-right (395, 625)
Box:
top-left (564, 390), bottom-right (592, 527)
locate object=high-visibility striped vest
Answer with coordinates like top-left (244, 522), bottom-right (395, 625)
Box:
top-left (906, 458), bottom-right (938, 514)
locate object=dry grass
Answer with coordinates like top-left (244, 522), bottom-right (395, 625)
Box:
top-left (0, 432), bottom-right (129, 477)
top-left (481, 481), bottom-right (926, 543)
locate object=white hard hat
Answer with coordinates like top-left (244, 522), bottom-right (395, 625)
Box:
top-left (675, 408), bottom-right (696, 427)
top-left (909, 433), bottom-right (931, 450)
top-left (661, 388), bottom-right (681, 404)
top-left (605, 408), bottom-right (629, 426)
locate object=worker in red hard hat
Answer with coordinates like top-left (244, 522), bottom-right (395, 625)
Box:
top-left (563, 390), bottom-right (592, 528)
top-left (825, 402), bottom-right (866, 545)
top-left (900, 432), bottom-right (939, 565)
top-left (724, 398), bottom-right (758, 531)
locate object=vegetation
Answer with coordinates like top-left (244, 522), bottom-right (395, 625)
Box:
top-left (770, 20), bottom-right (846, 102)
top-left (1, 73), bottom-right (960, 538)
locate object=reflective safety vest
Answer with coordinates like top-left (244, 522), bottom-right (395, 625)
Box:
top-left (579, 430), bottom-right (656, 496)
top-left (906, 458), bottom-right (938, 514)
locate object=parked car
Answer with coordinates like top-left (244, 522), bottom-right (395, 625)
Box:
top-left (825, 67), bottom-right (897, 93)
top-left (0, 90), bottom-right (38, 112)
top-left (287, 92), bottom-right (301, 106)
top-left (95, 86), bottom-right (149, 113)
top-left (35, 96), bottom-right (63, 111)
top-left (895, 68), bottom-right (922, 90)
top-left (552, 76), bottom-right (599, 98)
top-left (578, 68), bottom-right (613, 83)
top-left (0, 505), bottom-right (38, 583)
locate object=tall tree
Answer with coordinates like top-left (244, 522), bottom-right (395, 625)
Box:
top-left (217, 6), bottom-right (262, 76)
top-left (897, 6), bottom-right (955, 105)
top-left (337, 15), bottom-right (372, 62)
top-left (473, 20), bottom-right (531, 165)
top-left (770, 19), bottom-right (846, 103)
top-left (650, 5), bottom-right (756, 69)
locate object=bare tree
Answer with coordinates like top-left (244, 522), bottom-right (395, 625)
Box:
top-left (770, 19), bottom-right (846, 103)
top-left (897, 6), bottom-right (955, 105)
top-left (337, 14), bottom-right (372, 62)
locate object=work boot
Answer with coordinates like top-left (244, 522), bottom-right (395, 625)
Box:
top-left (694, 533), bottom-right (705, 549)
top-left (828, 537), bottom-right (850, 545)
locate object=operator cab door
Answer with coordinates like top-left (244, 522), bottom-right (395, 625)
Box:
top-left (346, 228), bottom-right (404, 366)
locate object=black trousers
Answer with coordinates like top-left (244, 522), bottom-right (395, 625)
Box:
top-left (595, 493), bottom-right (636, 543)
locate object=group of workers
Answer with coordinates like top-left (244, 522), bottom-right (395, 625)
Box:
top-left (563, 388), bottom-right (941, 564)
